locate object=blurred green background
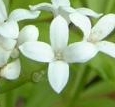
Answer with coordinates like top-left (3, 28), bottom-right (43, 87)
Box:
top-left (1, 0), bottom-right (115, 107)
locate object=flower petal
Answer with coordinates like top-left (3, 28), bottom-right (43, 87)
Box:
top-left (48, 61), bottom-right (69, 93)
top-left (29, 3), bottom-right (55, 14)
top-left (91, 14), bottom-right (115, 40)
top-left (0, 36), bottom-right (16, 67)
top-left (1, 59), bottom-right (21, 80)
top-left (0, 21), bottom-right (19, 39)
top-left (0, 48), bottom-right (11, 67)
top-left (58, 7), bottom-right (75, 23)
top-left (76, 8), bottom-right (103, 18)
top-left (51, 0), bottom-right (70, 8)
top-left (50, 15), bottom-right (69, 51)
top-left (0, 36), bottom-right (16, 51)
top-left (19, 42), bottom-right (54, 62)
top-left (97, 41), bottom-right (115, 58)
top-left (9, 9), bottom-right (40, 22)
top-left (70, 12), bottom-right (91, 39)
top-left (18, 25), bottom-right (39, 45)
top-left (0, 0), bottom-right (7, 23)
top-left (64, 42), bottom-right (98, 63)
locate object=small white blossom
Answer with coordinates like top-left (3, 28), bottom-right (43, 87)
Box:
top-left (19, 16), bottom-right (84, 93)
top-left (69, 13), bottom-right (115, 62)
top-left (0, 0), bottom-right (40, 39)
top-left (0, 0), bottom-right (41, 79)
top-left (29, 0), bottom-right (102, 23)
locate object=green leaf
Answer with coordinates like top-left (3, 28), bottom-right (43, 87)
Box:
top-left (77, 98), bottom-right (115, 107)
top-left (89, 53), bottom-right (115, 81)
top-left (80, 81), bottom-right (115, 99)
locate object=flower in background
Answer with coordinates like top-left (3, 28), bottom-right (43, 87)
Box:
top-left (0, 0), bottom-right (41, 80)
top-left (29, 0), bottom-right (102, 23)
top-left (19, 16), bottom-right (87, 93)
top-left (0, 25), bottom-right (39, 80)
top-left (0, 0), bottom-right (40, 39)
top-left (68, 13), bottom-right (115, 62)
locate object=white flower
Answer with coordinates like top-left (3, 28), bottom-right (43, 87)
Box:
top-left (0, 25), bottom-right (39, 80)
top-left (0, 0), bottom-right (40, 39)
top-left (19, 16), bottom-right (83, 93)
top-left (0, 0), bottom-right (40, 79)
top-left (69, 13), bottom-right (115, 62)
top-left (29, 0), bottom-right (102, 23)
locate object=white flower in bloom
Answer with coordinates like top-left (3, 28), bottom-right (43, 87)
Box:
top-left (0, 0), bottom-right (40, 79)
top-left (69, 13), bottom-right (115, 62)
top-left (0, 0), bottom-right (40, 39)
top-left (0, 25), bottom-right (39, 80)
top-left (19, 16), bottom-right (84, 93)
top-left (29, 0), bottom-right (102, 23)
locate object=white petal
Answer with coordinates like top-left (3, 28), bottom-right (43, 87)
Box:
top-left (91, 14), bottom-right (115, 40)
top-left (70, 12), bottom-right (91, 39)
top-left (64, 42), bottom-right (98, 63)
top-left (29, 3), bottom-right (55, 14)
top-left (51, 0), bottom-right (70, 8)
top-left (50, 16), bottom-right (69, 51)
top-left (60, 7), bottom-right (75, 13)
top-left (0, 21), bottom-right (19, 39)
top-left (76, 8), bottom-right (103, 18)
top-left (97, 41), bottom-right (115, 58)
top-left (48, 61), bottom-right (69, 93)
top-left (18, 25), bottom-right (39, 45)
top-left (0, 48), bottom-right (11, 67)
top-left (1, 59), bottom-right (21, 80)
top-left (58, 7), bottom-right (75, 23)
top-left (9, 9), bottom-right (40, 22)
top-left (0, 0), bottom-right (7, 23)
top-left (0, 36), bottom-right (16, 51)
top-left (19, 42), bottom-right (54, 62)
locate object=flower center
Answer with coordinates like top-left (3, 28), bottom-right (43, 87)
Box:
top-left (87, 34), bottom-right (99, 44)
top-left (55, 51), bottom-right (63, 60)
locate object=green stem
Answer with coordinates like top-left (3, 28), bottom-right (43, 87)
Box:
top-left (68, 65), bottom-right (90, 107)
top-left (5, 91), bottom-right (14, 107)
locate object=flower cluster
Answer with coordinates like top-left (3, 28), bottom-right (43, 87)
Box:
top-left (1, 0), bottom-right (115, 93)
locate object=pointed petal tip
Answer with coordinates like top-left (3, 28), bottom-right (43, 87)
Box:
top-left (53, 87), bottom-right (63, 94)
top-left (94, 13), bottom-right (103, 18)
top-left (29, 5), bottom-right (35, 10)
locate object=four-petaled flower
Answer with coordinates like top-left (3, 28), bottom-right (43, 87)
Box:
top-left (19, 16), bottom-right (85, 93)
top-left (29, 0), bottom-right (102, 23)
top-left (69, 13), bottom-right (115, 62)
